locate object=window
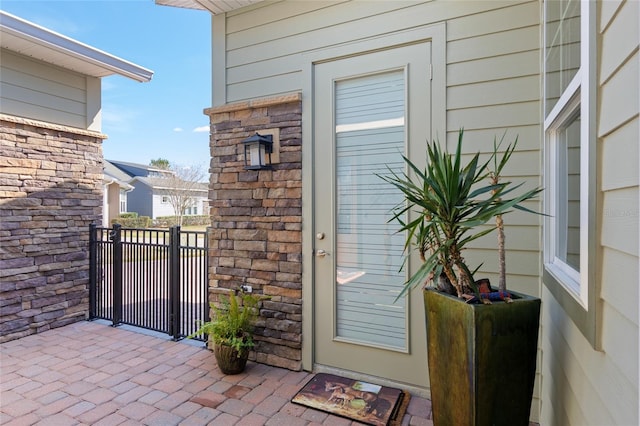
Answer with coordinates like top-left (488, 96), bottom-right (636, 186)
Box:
top-left (162, 196), bottom-right (169, 204)
top-left (543, 0), bottom-right (598, 346)
top-left (119, 190), bottom-right (127, 213)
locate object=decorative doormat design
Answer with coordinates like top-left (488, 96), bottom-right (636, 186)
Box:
top-left (292, 373), bottom-right (410, 426)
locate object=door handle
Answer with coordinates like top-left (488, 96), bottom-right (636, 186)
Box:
top-left (316, 249), bottom-right (329, 258)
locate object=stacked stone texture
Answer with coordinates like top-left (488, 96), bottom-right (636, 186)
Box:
top-left (0, 119), bottom-right (103, 342)
top-left (207, 94), bottom-right (303, 371)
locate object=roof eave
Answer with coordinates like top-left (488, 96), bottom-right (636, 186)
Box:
top-left (155, 0), bottom-right (264, 15)
top-left (0, 11), bottom-right (153, 83)
top-left (104, 177), bottom-right (134, 191)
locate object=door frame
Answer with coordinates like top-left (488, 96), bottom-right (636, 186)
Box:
top-left (301, 22), bottom-right (447, 375)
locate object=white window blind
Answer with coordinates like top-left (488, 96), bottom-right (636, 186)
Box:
top-left (334, 71), bottom-right (407, 350)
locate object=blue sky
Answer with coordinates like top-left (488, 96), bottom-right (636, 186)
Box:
top-left (2, 0), bottom-right (211, 169)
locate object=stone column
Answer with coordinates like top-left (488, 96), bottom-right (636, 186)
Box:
top-left (205, 93), bottom-right (303, 371)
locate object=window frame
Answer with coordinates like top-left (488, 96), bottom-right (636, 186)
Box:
top-left (543, 0), bottom-right (599, 348)
top-left (119, 190), bottom-right (127, 214)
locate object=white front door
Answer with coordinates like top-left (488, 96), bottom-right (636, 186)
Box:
top-left (313, 42), bottom-right (432, 387)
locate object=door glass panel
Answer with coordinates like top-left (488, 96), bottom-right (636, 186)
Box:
top-left (335, 71), bottom-right (407, 350)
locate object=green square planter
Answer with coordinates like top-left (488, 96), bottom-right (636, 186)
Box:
top-left (424, 288), bottom-right (541, 426)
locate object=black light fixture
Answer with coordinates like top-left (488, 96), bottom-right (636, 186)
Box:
top-left (242, 133), bottom-right (273, 170)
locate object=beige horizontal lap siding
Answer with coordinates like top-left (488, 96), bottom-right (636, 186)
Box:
top-left (220, 0), bottom-right (534, 102)
top-left (219, 1), bottom-right (543, 421)
top-left (443, 2), bottom-right (543, 348)
top-left (540, 0), bottom-right (639, 424)
top-left (0, 49), bottom-right (91, 129)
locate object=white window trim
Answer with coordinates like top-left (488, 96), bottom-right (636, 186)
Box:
top-left (544, 88), bottom-right (584, 304)
top-left (119, 191), bottom-right (127, 214)
top-left (543, 1), bottom-right (597, 318)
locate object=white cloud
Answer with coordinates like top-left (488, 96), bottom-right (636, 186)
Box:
top-left (193, 126), bottom-right (210, 133)
top-left (173, 127), bottom-right (184, 132)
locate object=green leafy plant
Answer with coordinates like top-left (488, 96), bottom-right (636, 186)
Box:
top-left (189, 291), bottom-right (263, 355)
top-left (113, 214), bottom-right (151, 228)
top-left (488, 133), bottom-right (542, 296)
top-left (379, 129), bottom-right (541, 300)
top-left (118, 212), bottom-right (139, 219)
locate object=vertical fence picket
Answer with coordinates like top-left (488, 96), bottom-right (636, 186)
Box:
top-left (111, 224), bottom-right (123, 327)
top-left (89, 223), bottom-right (97, 319)
top-left (169, 226), bottom-right (181, 340)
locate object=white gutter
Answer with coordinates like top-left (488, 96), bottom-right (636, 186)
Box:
top-left (104, 178), bottom-right (135, 191)
top-left (0, 11), bottom-right (153, 83)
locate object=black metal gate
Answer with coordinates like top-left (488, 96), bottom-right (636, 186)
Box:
top-left (89, 224), bottom-right (209, 341)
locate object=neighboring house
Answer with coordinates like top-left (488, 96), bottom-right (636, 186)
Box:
top-left (0, 11), bottom-right (152, 341)
top-left (103, 160), bottom-right (134, 227)
top-left (106, 159), bottom-right (209, 220)
top-left (105, 159), bottom-right (174, 180)
top-left (160, 2), bottom-right (639, 425)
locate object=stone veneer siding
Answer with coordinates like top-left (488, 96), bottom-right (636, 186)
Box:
top-left (0, 115), bottom-right (104, 343)
top-left (206, 93), bottom-right (303, 371)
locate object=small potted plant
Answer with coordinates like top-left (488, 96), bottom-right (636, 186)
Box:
top-left (379, 129), bottom-right (542, 425)
top-left (189, 289), bottom-right (263, 375)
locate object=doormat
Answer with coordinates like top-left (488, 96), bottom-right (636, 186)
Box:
top-left (291, 373), bottom-right (410, 426)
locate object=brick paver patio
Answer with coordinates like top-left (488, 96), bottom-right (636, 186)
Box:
top-left (1, 321), bottom-right (433, 425)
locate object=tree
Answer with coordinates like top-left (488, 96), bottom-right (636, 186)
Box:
top-left (163, 164), bottom-right (207, 226)
top-left (150, 158), bottom-right (170, 169)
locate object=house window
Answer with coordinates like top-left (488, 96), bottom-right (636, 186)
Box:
top-left (183, 203), bottom-right (198, 216)
top-left (543, 0), bottom-right (597, 346)
top-left (119, 191), bottom-right (127, 213)
top-left (162, 196), bottom-right (169, 204)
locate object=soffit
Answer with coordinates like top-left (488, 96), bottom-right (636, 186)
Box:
top-left (155, 0), bottom-right (264, 15)
top-left (0, 11), bottom-right (153, 83)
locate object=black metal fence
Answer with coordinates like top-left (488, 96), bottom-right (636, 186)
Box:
top-left (89, 224), bottom-right (209, 341)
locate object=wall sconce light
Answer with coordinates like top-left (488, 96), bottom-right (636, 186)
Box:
top-left (242, 133), bottom-right (273, 170)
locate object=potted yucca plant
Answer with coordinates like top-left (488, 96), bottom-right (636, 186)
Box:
top-left (189, 290), bottom-right (263, 375)
top-left (379, 129), bottom-right (542, 426)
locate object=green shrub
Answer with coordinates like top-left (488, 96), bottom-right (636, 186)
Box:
top-left (118, 212), bottom-right (138, 219)
top-left (182, 215), bottom-right (210, 226)
top-left (154, 215), bottom-right (210, 227)
top-left (154, 217), bottom-right (177, 228)
top-left (112, 215), bottom-right (152, 228)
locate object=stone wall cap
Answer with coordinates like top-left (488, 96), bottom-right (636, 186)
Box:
top-left (204, 92), bottom-right (302, 116)
top-left (0, 114), bottom-right (107, 139)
